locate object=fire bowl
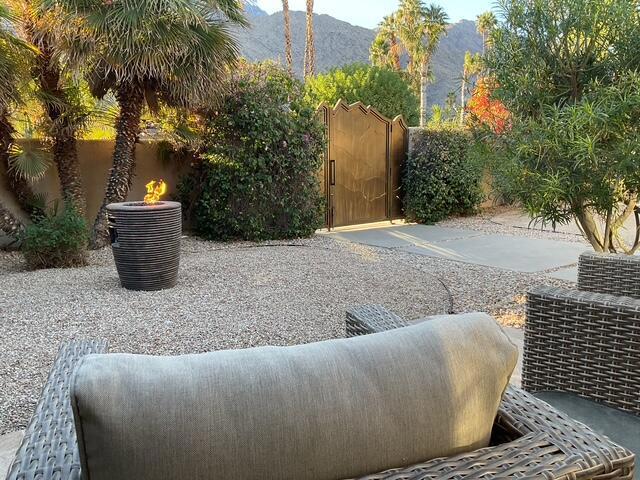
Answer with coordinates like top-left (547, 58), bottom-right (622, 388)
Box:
top-left (106, 201), bottom-right (182, 291)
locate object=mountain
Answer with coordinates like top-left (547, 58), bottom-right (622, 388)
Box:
top-left (236, 11), bottom-right (483, 113)
top-left (243, 2), bottom-right (268, 17)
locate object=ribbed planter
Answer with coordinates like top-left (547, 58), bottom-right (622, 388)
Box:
top-left (106, 201), bottom-right (181, 291)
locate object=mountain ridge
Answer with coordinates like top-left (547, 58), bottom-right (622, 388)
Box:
top-left (236, 10), bottom-right (483, 115)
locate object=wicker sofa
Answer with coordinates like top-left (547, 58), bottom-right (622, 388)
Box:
top-left (8, 324), bottom-right (634, 480)
top-left (5, 279), bottom-right (637, 480)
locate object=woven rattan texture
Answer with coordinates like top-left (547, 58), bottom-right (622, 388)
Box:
top-left (6, 340), bottom-right (108, 480)
top-left (345, 304), bottom-right (635, 480)
top-left (346, 305), bottom-right (409, 336)
top-left (524, 286), bottom-right (640, 417)
top-left (578, 252), bottom-right (640, 299)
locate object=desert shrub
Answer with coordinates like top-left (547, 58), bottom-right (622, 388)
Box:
top-left (404, 128), bottom-right (483, 224)
top-left (180, 61), bottom-right (325, 241)
top-left (305, 63), bottom-right (419, 125)
top-left (21, 204), bottom-right (88, 269)
top-left (484, 0), bottom-right (640, 253)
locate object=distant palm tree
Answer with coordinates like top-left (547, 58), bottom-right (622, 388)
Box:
top-left (476, 11), bottom-right (496, 55)
top-left (460, 51), bottom-right (482, 124)
top-left (46, 0), bottom-right (247, 248)
top-left (282, 0), bottom-right (293, 75)
top-left (397, 0), bottom-right (423, 76)
top-left (398, 0), bottom-right (448, 127)
top-left (370, 14), bottom-right (401, 71)
top-left (304, 0), bottom-right (315, 79)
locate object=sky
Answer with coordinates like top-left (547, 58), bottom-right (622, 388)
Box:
top-left (255, 0), bottom-right (495, 29)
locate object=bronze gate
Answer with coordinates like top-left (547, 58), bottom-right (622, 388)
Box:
top-left (318, 100), bottom-right (408, 229)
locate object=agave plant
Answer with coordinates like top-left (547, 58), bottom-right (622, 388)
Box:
top-left (42, 0), bottom-right (247, 248)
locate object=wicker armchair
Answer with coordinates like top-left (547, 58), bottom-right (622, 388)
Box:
top-left (524, 252), bottom-right (640, 416)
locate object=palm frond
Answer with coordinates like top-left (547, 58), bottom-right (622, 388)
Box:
top-left (8, 141), bottom-right (52, 181)
top-left (0, 4), bottom-right (32, 109)
top-left (42, 0), bottom-right (247, 108)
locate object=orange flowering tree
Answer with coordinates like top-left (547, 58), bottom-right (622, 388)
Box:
top-left (466, 78), bottom-right (510, 134)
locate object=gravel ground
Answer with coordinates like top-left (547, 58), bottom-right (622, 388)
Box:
top-left (0, 236), bottom-right (451, 435)
top-left (0, 228), bottom-right (572, 434)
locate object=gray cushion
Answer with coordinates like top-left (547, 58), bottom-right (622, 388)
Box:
top-left (71, 313), bottom-right (517, 480)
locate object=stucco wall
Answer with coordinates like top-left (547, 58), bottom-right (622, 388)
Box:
top-left (1, 140), bottom-right (190, 222)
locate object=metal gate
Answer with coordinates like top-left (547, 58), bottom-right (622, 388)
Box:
top-left (318, 100), bottom-right (408, 229)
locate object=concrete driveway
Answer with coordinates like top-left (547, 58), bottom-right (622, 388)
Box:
top-left (322, 223), bottom-right (585, 278)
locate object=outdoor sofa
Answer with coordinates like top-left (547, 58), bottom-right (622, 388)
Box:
top-left (6, 286), bottom-right (636, 479)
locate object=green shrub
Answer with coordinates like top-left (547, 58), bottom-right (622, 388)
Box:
top-left (305, 63), bottom-right (419, 125)
top-left (404, 128), bottom-right (483, 224)
top-left (180, 61), bottom-right (325, 241)
top-left (21, 204), bottom-right (88, 269)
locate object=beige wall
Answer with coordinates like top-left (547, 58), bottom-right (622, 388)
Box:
top-left (2, 140), bottom-right (191, 222)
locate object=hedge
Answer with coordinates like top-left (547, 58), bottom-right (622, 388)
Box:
top-left (404, 128), bottom-right (483, 224)
top-left (180, 61), bottom-right (325, 241)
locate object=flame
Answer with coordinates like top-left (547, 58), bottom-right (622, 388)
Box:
top-left (144, 179), bottom-right (168, 204)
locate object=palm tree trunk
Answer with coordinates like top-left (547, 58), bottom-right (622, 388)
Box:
top-left (460, 75), bottom-right (466, 125)
top-left (91, 82), bottom-right (144, 249)
top-left (37, 51), bottom-right (86, 215)
top-left (420, 61), bottom-right (428, 127)
top-left (0, 109), bottom-right (39, 219)
top-left (0, 110), bottom-right (24, 239)
top-left (0, 202), bottom-right (23, 241)
top-left (52, 135), bottom-right (84, 214)
top-left (283, 0), bottom-right (293, 75)
top-left (304, 0), bottom-right (315, 79)
top-left (391, 36), bottom-right (401, 71)
top-left (29, 26), bottom-right (86, 216)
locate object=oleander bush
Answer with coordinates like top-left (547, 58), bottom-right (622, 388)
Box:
top-left (21, 204), bottom-right (88, 269)
top-left (404, 128), bottom-right (483, 224)
top-left (180, 61), bottom-right (325, 241)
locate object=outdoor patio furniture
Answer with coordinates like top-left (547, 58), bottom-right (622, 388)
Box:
top-left (6, 340), bottom-right (108, 480)
top-left (5, 305), bottom-right (635, 479)
top-left (345, 304), bottom-right (636, 479)
top-left (524, 251), bottom-right (640, 453)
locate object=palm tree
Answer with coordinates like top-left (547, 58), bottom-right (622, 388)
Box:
top-left (304, 0), bottom-right (315, 79)
top-left (396, 0), bottom-right (423, 77)
top-left (371, 14), bottom-right (401, 71)
top-left (398, 0), bottom-right (448, 127)
top-left (46, 0), bottom-right (247, 248)
top-left (476, 11), bottom-right (496, 55)
top-left (0, 3), bottom-right (35, 237)
top-left (282, 0), bottom-right (293, 75)
top-left (460, 51), bottom-right (482, 124)
top-left (11, 0), bottom-right (87, 216)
